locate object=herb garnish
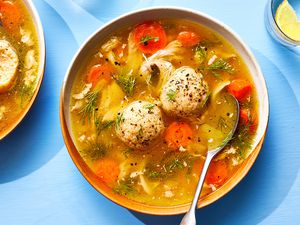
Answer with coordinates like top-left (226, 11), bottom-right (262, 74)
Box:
top-left (143, 103), bottom-right (155, 110)
top-left (113, 178), bottom-right (136, 196)
top-left (94, 118), bottom-right (115, 135)
top-left (145, 153), bottom-right (196, 180)
top-left (116, 112), bottom-right (125, 128)
top-left (81, 140), bottom-right (107, 161)
top-left (166, 89), bottom-right (177, 101)
top-left (140, 35), bottom-right (159, 46)
top-left (207, 58), bottom-right (234, 73)
top-left (79, 91), bottom-right (99, 123)
top-left (194, 44), bottom-right (207, 64)
top-left (115, 75), bottom-right (136, 97)
top-left (217, 116), bottom-right (229, 132)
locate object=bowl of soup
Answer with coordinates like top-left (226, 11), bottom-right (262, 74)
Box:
top-left (0, 0), bottom-right (45, 139)
top-left (60, 7), bottom-right (269, 215)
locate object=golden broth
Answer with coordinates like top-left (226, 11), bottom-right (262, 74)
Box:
top-left (0, 0), bottom-right (40, 135)
top-left (70, 19), bottom-right (258, 206)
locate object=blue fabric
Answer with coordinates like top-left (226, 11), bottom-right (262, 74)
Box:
top-left (0, 0), bottom-right (299, 224)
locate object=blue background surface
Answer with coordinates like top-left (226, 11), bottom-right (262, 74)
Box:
top-left (0, 0), bottom-right (300, 224)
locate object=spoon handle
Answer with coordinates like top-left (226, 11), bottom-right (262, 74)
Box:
top-left (180, 151), bottom-right (216, 225)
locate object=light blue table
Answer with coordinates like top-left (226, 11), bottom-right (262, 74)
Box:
top-left (1, 0), bottom-right (300, 224)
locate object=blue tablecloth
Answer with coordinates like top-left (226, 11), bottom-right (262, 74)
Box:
top-left (1, 0), bottom-right (300, 224)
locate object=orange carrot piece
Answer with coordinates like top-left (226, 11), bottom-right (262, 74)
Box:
top-left (0, 1), bottom-right (21, 30)
top-left (165, 121), bottom-right (193, 149)
top-left (205, 160), bottom-right (228, 186)
top-left (94, 158), bottom-right (120, 184)
top-left (227, 79), bottom-right (252, 101)
top-left (177, 31), bottom-right (200, 47)
top-left (86, 63), bottom-right (114, 87)
top-left (133, 21), bottom-right (167, 54)
top-left (239, 108), bottom-right (258, 134)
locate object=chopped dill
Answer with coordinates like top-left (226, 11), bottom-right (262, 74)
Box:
top-left (116, 112), bottom-right (124, 128)
top-left (166, 89), bottom-right (177, 101)
top-left (207, 58), bottom-right (234, 74)
top-left (94, 118), bottom-right (115, 135)
top-left (79, 91), bottom-right (99, 123)
top-left (113, 178), bottom-right (136, 196)
top-left (231, 123), bottom-right (253, 159)
top-left (194, 44), bottom-right (207, 64)
top-left (145, 153), bottom-right (196, 180)
top-left (81, 140), bottom-right (107, 161)
top-left (167, 158), bottom-right (185, 171)
top-left (115, 74), bottom-right (136, 97)
top-left (199, 92), bottom-right (211, 109)
top-left (217, 116), bottom-right (229, 132)
top-left (143, 103), bottom-right (155, 110)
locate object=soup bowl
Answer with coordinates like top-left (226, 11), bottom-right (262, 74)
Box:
top-left (0, 0), bottom-right (45, 140)
top-left (60, 7), bottom-right (269, 215)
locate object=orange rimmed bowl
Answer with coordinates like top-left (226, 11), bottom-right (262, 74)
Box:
top-left (60, 7), bottom-right (269, 215)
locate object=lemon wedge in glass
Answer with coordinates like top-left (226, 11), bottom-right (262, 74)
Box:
top-left (275, 0), bottom-right (300, 41)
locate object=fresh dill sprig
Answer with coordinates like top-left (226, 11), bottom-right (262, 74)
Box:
top-left (217, 116), bottom-right (229, 132)
top-left (94, 118), bottom-right (115, 135)
top-left (194, 44), bottom-right (207, 64)
top-left (115, 74), bottom-right (136, 97)
top-left (207, 58), bottom-right (234, 74)
top-left (166, 89), bottom-right (177, 101)
top-left (116, 112), bottom-right (124, 129)
top-left (145, 153), bottom-right (196, 180)
top-left (231, 123), bottom-right (253, 159)
top-left (81, 140), bottom-right (107, 161)
top-left (113, 178), bottom-right (136, 196)
top-left (79, 91), bottom-right (99, 123)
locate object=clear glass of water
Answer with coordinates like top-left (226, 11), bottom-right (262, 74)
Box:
top-left (265, 0), bottom-right (300, 54)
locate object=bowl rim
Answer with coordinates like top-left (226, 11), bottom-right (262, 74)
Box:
top-left (0, 0), bottom-right (46, 140)
top-left (60, 6), bottom-right (269, 215)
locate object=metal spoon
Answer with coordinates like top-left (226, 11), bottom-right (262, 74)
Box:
top-left (180, 91), bottom-right (240, 225)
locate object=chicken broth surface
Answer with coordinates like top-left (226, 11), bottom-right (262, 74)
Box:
top-left (70, 19), bottom-right (258, 206)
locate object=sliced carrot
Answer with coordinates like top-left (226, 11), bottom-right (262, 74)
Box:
top-left (94, 158), bottom-right (120, 184)
top-left (0, 1), bottom-right (21, 30)
top-left (165, 122), bottom-right (193, 149)
top-left (205, 160), bottom-right (228, 186)
top-left (133, 21), bottom-right (167, 54)
top-left (86, 63), bottom-right (114, 87)
top-left (240, 108), bottom-right (250, 124)
top-left (239, 108), bottom-right (258, 134)
top-left (177, 31), bottom-right (200, 47)
top-left (227, 79), bottom-right (252, 101)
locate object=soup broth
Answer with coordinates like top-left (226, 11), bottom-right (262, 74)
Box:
top-left (70, 19), bottom-right (258, 206)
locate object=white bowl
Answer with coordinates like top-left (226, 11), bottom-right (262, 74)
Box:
top-left (60, 7), bottom-right (269, 215)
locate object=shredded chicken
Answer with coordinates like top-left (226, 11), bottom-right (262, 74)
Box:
top-left (101, 36), bottom-right (121, 52)
top-left (139, 40), bottom-right (184, 86)
top-left (72, 83), bottom-right (92, 100)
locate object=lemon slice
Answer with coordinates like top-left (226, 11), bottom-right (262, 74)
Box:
top-left (275, 0), bottom-right (300, 41)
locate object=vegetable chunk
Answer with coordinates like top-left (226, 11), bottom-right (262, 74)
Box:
top-left (134, 21), bottom-right (167, 54)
